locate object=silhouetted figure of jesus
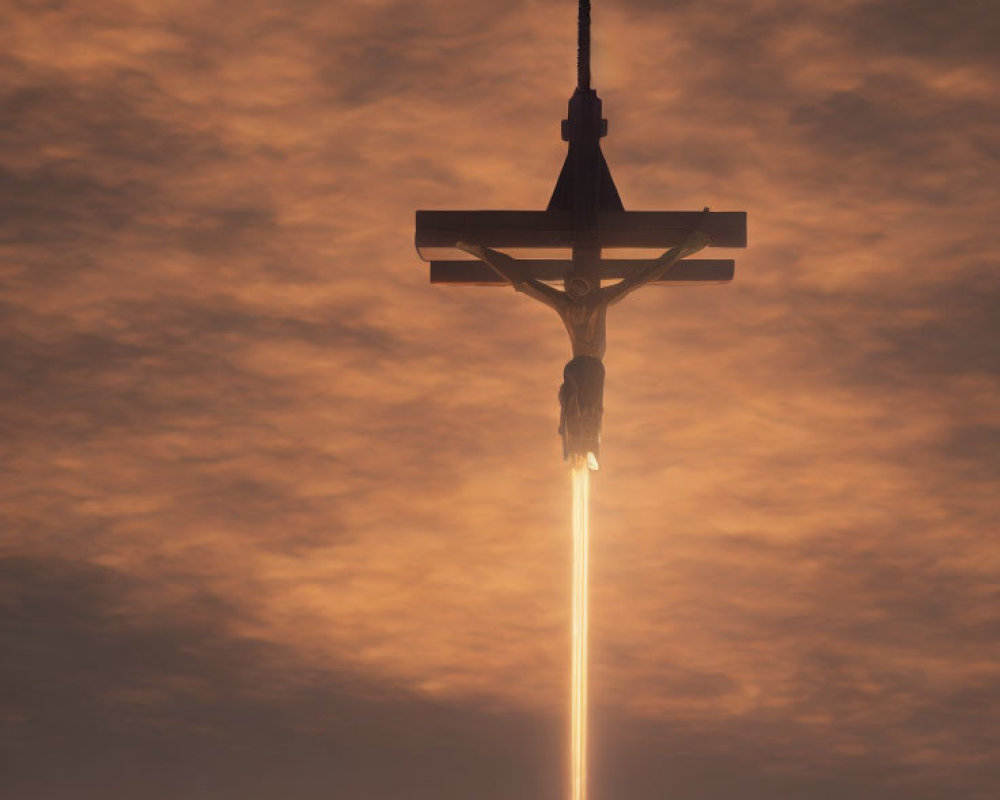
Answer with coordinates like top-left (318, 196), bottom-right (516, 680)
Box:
top-left (458, 213), bottom-right (710, 467)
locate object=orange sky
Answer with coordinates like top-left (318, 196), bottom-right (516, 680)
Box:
top-left (2, 0), bottom-right (999, 798)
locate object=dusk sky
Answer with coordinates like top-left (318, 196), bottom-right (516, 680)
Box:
top-left (2, 0), bottom-right (999, 798)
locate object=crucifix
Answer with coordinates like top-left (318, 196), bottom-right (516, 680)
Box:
top-left (414, 0), bottom-right (747, 468)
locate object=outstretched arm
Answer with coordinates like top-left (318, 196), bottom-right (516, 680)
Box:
top-left (456, 242), bottom-right (565, 310)
top-left (601, 208), bottom-right (712, 306)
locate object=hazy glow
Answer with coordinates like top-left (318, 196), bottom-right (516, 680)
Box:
top-left (4, 0), bottom-right (1000, 795)
top-left (571, 464), bottom-right (591, 800)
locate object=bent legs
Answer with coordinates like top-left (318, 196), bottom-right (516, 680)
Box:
top-left (559, 357), bottom-right (605, 463)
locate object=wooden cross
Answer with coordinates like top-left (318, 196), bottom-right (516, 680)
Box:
top-left (414, 0), bottom-right (747, 471)
top-left (415, 0), bottom-right (746, 290)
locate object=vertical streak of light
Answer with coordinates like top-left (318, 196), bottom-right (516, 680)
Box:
top-left (571, 464), bottom-right (590, 800)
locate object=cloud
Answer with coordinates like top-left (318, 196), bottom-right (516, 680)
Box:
top-left (0, 555), bottom-right (565, 800)
top-left (6, 554), bottom-right (996, 798)
top-left (2, 0), bottom-right (999, 796)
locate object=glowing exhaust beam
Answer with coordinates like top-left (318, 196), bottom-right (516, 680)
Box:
top-left (571, 464), bottom-right (591, 800)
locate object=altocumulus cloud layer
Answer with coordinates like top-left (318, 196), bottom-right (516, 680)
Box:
top-left (1, 0), bottom-right (998, 798)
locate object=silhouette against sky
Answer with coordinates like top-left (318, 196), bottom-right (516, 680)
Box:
top-left (2, 1), bottom-right (999, 798)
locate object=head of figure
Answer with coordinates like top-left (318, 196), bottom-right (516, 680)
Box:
top-left (565, 276), bottom-right (592, 299)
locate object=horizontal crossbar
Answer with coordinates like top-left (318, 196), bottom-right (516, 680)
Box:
top-left (415, 210), bottom-right (747, 258)
top-left (430, 259), bottom-right (735, 285)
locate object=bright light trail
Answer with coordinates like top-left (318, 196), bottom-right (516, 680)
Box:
top-left (570, 463), bottom-right (591, 800)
